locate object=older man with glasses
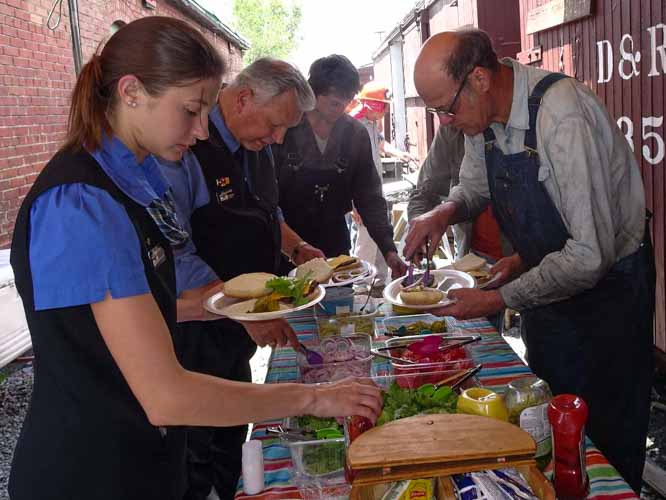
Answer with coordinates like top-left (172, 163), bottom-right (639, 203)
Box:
top-left (158, 58), bottom-right (322, 500)
top-left (405, 28), bottom-right (655, 492)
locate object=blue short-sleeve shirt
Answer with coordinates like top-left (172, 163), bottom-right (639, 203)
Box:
top-left (30, 137), bottom-right (172, 310)
top-left (158, 152), bottom-right (218, 296)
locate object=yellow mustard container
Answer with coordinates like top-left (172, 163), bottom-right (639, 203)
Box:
top-left (457, 387), bottom-right (509, 421)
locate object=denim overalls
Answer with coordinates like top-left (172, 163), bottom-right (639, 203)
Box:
top-left (484, 72), bottom-right (655, 491)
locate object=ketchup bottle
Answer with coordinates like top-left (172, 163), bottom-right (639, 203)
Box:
top-left (547, 394), bottom-right (589, 499)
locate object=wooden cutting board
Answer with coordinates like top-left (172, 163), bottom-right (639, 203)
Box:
top-left (347, 413), bottom-right (537, 486)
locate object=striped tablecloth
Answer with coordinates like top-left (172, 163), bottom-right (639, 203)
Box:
top-left (235, 310), bottom-right (638, 499)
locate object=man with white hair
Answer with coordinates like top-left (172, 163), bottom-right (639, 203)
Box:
top-left (159, 58), bottom-right (324, 500)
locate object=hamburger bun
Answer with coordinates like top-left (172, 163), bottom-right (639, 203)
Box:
top-left (296, 258), bottom-right (334, 283)
top-left (399, 287), bottom-right (444, 305)
top-left (327, 255), bottom-right (359, 270)
top-left (452, 253), bottom-right (487, 272)
top-left (224, 272), bottom-right (277, 299)
top-left (468, 269), bottom-right (491, 286)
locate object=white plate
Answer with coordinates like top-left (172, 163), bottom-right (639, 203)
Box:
top-left (289, 260), bottom-right (376, 288)
top-left (203, 285), bottom-right (326, 321)
top-left (383, 269), bottom-right (475, 310)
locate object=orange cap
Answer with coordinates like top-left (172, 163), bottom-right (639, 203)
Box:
top-left (357, 81), bottom-right (390, 103)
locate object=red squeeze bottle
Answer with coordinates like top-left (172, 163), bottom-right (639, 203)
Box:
top-left (547, 394), bottom-right (590, 499)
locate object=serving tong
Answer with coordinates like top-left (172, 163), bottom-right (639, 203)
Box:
top-left (375, 334), bottom-right (480, 351)
top-left (298, 342), bottom-right (323, 365)
top-left (406, 335), bottom-right (481, 356)
top-left (370, 349), bottom-right (419, 364)
top-left (403, 239), bottom-right (433, 288)
top-left (266, 424), bottom-right (343, 441)
top-left (434, 364), bottom-right (483, 390)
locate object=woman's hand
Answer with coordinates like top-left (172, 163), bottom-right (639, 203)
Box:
top-left (385, 251), bottom-right (408, 279)
top-left (239, 319), bottom-right (299, 350)
top-left (351, 208), bottom-right (363, 226)
top-left (308, 377), bottom-right (383, 422)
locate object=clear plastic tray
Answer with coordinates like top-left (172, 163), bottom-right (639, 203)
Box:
top-left (315, 296), bottom-right (383, 338)
top-left (376, 313), bottom-right (458, 338)
top-left (383, 333), bottom-right (474, 381)
top-left (344, 369), bottom-right (480, 445)
top-left (297, 333), bottom-right (373, 383)
top-left (280, 416), bottom-right (349, 499)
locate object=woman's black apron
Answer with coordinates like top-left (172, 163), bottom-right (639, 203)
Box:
top-left (9, 148), bottom-right (185, 500)
top-left (276, 119), bottom-right (356, 258)
top-left (484, 72), bottom-right (655, 491)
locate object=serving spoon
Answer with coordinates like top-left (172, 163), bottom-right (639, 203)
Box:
top-left (298, 343), bottom-right (324, 365)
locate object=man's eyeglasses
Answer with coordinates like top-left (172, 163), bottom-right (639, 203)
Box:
top-left (426, 69), bottom-right (473, 118)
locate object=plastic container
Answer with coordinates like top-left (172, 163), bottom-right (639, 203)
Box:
top-left (457, 387), bottom-right (509, 421)
top-left (383, 334), bottom-right (473, 387)
top-left (378, 313), bottom-right (456, 338)
top-left (548, 394), bottom-right (589, 499)
top-left (504, 376), bottom-right (553, 470)
top-left (280, 416), bottom-right (350, 500)
top-left (315, 297), bottom-right (380, 338)
top-left (296, 334), bottom-right (372, 383)
top-left (344, 369), bottom-right (480, 445)
top-left (317, 286), bottom-right (354, 315)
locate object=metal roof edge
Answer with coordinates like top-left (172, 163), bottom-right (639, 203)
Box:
top-left (166, 0), bottom-right (250, 50)
top-left (371, 0), bottom-right (426, 60)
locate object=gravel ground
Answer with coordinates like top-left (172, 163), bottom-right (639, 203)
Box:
top-left (0, 346), bottom-right (272, 500)
top-left (0, 363), bottom-right (32, 500)
top-left (1, 345), bottom-right (664, 500)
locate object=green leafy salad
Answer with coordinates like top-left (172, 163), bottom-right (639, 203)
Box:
top-left (251, 274), bottom-right (317, 313)
top-left (294, 416), bottom-right (345, 476)
top-left (267, 275), bottom-right (314, 307)
top-left (376, 382), bottom-right (458, 426)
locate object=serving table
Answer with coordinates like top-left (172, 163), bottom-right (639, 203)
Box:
top-left (234, 309), bottom-right (638, 499)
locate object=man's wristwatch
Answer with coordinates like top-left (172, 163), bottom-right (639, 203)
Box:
top-left (290, 241), bottom-right (309, 263)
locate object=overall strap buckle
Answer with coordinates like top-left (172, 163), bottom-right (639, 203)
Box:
top-left (334, 157), bottom-right (349, 174)
top-left (483, 128), bottom-right (496, 151)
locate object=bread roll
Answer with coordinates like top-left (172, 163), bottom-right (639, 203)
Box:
top-left (224, 272), bottom-right (277, 299)
top-left (399, 287), bottom-right (444, 305)
top-left (296, 258), bottom-right (333, 283)
top-left (468, 269), bottom-right (491, 285)
top-left (452, 253), bottom-right (487, 272)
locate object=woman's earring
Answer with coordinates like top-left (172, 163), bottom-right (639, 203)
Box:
top-left (128, 101), bottom-right (137, 108)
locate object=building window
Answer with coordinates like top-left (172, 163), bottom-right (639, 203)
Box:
top-left (110, 20), bottom-right (126, 35)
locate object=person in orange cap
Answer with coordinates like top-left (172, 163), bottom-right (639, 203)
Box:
top-left (349, 81), bottom-right (416, 283)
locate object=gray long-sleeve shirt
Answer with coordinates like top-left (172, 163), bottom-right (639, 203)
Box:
top-left (448, 58), bottom-right (646, 311)
top-left (407, 125), bottom-right (465, 220)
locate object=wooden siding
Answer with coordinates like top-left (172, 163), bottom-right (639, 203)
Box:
top-left (519, 0), bottom-right (666, 352)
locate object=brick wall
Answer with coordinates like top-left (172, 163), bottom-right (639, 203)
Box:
top-left (0, 0), bottom-right (244, 248)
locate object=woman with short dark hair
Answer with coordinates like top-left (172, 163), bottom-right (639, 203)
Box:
top-left (273, 54), bottom-right (407, 280)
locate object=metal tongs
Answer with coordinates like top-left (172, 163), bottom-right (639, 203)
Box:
top-left (403, 239), bottom-right (432, 288)
top-left (423, 239), bottom-right (432, 287)
top-left (370, 349), bottom-right (419, 364)
top-left (266, 425), bottom-right (343, 441)
top-left (433, 364), bottom-right (483, 390)
top-left (266, 425), bottom-right (314, 441)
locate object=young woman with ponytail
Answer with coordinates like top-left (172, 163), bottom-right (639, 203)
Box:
top-left (9, 17), bottom-right (381, 500)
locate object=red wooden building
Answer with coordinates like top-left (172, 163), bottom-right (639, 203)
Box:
top-left (373, 0), bottom-right (665, 352)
